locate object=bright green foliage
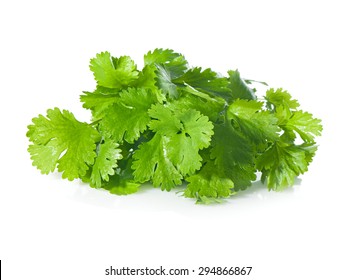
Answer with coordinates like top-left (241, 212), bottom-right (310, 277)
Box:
top-left (144, 48), bottom-right (188, 79)
top-left (90, 52), bottom-right (139, 89)
top-left (265, 88), bottom-right (300, 110)
top-left (80, 86), bottom-right (121, 119)
top-left (99, 88), bottom-right (157, 143)
top-left (168, 92), bottom-right (224, 122)
top-left (154, 64), bottom-right (180, 99)
top-left (228, 69), bottom-right (257, 100)
top-left (257, 88), bottom-right (322, 190)
top-left (256, 142), bottom-right (317, 191)
top-left (132, 105), bottom-right (214, 190)
top-left (184, 120), bottom-right (257, 201)
top-left (283, 111), bottom-right (323, 142)
top-left (27, 108), bottom-right (101, 180)
top-left (104, 178), bottom-right (140, 195)
top-left (27, 48), bottom-right (322, 203)
top-left (135, 65), bottom-right (165, 103)
top-left (144, 49), bottom-right (187, 99)
top-left (91, 139), bottom-right (122, 188)
top-left (102, 154), bottom-right (140, 195)
top-left (185, 161), bottom-right (235, 203)
top-left (210, 123), bottom-right (257, 189)
top-left (228, 99), bottom-right (279, 143)
top-left (132, 134), bottom-right (183, 190)
top-left (173, 67), bottom-right (231, 99)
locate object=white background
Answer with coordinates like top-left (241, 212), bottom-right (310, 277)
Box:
top-left (0, 0), bottom-right (354, 279)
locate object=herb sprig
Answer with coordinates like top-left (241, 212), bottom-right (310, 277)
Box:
top-left (27, 49), bottom-right (322, 203)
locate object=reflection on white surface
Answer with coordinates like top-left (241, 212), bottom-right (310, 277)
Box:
top-left (60, 177), bottom-right (303, 217)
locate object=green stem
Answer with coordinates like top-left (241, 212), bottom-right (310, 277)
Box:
top-left (89, 119), bottom-right (102, 126)
top-left (182, 83), bottom-right (226, 106)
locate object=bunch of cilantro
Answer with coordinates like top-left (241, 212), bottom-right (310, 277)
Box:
top-left (27, 49), bottom-right (322, 203)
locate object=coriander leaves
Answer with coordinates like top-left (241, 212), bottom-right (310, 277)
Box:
top-left (27, 49), bottom-right (322, 203)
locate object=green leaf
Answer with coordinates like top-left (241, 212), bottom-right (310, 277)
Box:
top-left (144, 49), bottom-right (188, 99)
top-left (132, 134), bottom-right (183, 191)
top-left (27, 108), bottom-right (101, 180)
top-left (266, 88), bottom-right (323, 144)
top-left (185, 161), bottom-right (234, 201)
top-left (27, 49), bottom-right (323, 202)
top-left (283, 110), bottom-right (323, 142)
top-left (101, 150), bottom-right (141, 195)
top-left (256, 141), bottom-right (317, 190)
top-left (149, 104), bottom-right (214, 175)
top-left (100, 88), bottom-right (157, 143)
top-left (132, 105), bottom-right (214, 190)
top-left (148, 104), bottom-right (183, 135)
top-left (168, 92), bottom-right (225, 122)
top-left (90, 52), bottom-right (139, 89)
top-left (265, 88), bottom-right (300, 111)
top-left (102, 174), bottom-right (140, 195)
top-left (107, 181), bottom-right (140, 195)
top-left (90, 139), bottom-right (122, 188)
top-left (80, 86), bottom-right (121, 119)
top-left (228, 69), bottom-right (256, 100)
top-left (244, 78), bottom-right (268, 86)
top-left (211, 123), bottom-right (252, 167)
top-left (210, 122), bottom-right (256, 190)
top-left (27, 141), bottom-right (62, 175)
top-left (134, 65), bottom-right (166, 103)
top-left (144, 48), bottom-right (188, 79)
top-left (155, 64), bottom-right (180, 99)
top-left (228, 99), bottom-right (280, 143)
top-left (173, 67), bottom-right (231, 99)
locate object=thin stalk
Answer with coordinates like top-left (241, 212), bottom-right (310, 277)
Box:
top-left (89, 119), bottom-right (102, 126)
top-left (182, 83), bottom-right (226, 106)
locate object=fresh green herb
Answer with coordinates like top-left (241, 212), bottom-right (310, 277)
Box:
top-left (27, 49), bottom-right (322, 203)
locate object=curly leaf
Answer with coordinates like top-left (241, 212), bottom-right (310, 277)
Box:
top-left (27, 108), bottom-right (101, 180)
